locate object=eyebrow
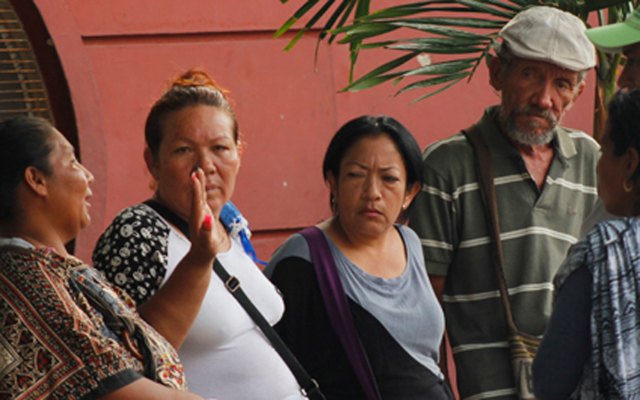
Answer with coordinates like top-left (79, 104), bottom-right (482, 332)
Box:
top-left (62, 143), bottom-right (76, 155)
top-left (346, 161), bottom-right (401, 172)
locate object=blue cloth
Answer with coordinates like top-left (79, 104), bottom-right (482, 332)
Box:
top-left (219, 201), bottom-right (265, 265)
top-left (553, 218), bottom-right (640, 399)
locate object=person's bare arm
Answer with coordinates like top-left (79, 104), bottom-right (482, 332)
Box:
top-left (139, 168), bottom-right (224, 348)
top-left (100, 377), bottom-right (203, 400)
top-left (430, 273), bottom-right (459, 399)
top-left (429, 274), bottom-right (446, 301)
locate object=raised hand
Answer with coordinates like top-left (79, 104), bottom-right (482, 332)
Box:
top-left (187, 167), bottom-right (226, 265)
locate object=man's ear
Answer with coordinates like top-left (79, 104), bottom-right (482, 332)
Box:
top-left (144, 147), bottom-right (159, 180)
top-left (575, 80), bottom-right (586, 98)
top-left (566, 81), bottom-right (586, 111)
top-left (488, 56), bottom-right (504, 91)
top-left (23, 166), bottom-right (48, 197)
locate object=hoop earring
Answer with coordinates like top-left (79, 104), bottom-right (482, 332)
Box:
top-left (624, 180), bottom-right (634, 193)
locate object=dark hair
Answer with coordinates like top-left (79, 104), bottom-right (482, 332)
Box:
top-left (0, 116), bottom-right (54, 223)
top-left (145, 69), bottom-right (239, 158)
top-left (607, 89), bottom-right (640, 175)
top-left (322, 115), bottom-right (423, 215)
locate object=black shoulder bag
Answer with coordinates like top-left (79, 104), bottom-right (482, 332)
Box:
top-left (462, 128), bottom-right (541, 400)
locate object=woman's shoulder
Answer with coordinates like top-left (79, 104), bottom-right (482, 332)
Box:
top-left (92, 203), bottom-right (171, 303)
top-left (554, 218), bottom-right (637, 289)
top-left (397, 224), bottom-right (422, 255)
top-left (94, 202), bottom-right (170, 255)
top-left (0, 246), bottom-right (58, 281)
top-left (582, 217), bottom-right (639, 259)
top-left (397, 224), bottom-right (420, 243)
top-left (590, 217), bottom-right (639, 239)
top-left (264, 233), bottom-right (312, 277)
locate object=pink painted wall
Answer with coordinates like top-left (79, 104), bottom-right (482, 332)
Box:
top-left (33, 0), bottom-right (596, 261)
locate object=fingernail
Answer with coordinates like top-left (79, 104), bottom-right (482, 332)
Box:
top-left (202, 214), bottom-right (213, 230)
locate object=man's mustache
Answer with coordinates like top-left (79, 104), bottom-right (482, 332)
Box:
top-left (513, 106), bottom-right (558, 125)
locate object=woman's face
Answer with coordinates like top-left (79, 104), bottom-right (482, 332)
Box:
top-left (328, 134), bottom-right (418, 240)
top-left (45, 129), bottom-right (94, 241)
top-left (596, 130), bottom-right (635, 216)
top-left (147, 105), bottom-right (240, 219)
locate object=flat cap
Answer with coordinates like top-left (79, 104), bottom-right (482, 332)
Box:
top-left (500, 6), bottom-right (596, 71)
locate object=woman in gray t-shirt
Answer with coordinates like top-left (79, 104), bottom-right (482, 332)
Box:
top-left (266, 115), bottom-right (452, 400)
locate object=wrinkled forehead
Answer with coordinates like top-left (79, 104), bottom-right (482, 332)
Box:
top-left (510, 57), bottom-right (582, 82)
top-left (48, 128), bottom-right (75, 154)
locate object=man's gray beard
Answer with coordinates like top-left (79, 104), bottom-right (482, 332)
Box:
top-left (498, 107), bottom-right (557, 146)
top-left (504, 122), bottom-right (556, 146)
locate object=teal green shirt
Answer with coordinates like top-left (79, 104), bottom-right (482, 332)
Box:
top-left (409, 107), bottom-right (600, 400)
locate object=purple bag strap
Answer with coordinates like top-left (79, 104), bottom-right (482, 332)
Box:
top-left (300, 226), bottom-right (382, 400)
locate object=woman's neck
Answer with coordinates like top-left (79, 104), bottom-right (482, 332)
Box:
top-left (323, 217), bottom-right (391, 252)
top-left (322, 217), bottom-right (406, 279)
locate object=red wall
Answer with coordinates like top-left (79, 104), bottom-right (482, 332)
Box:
top-left (33, 0), bottom-right (597, 261)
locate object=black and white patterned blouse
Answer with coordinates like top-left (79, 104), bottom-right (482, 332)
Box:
top-left (93, 203), bottom-right (178, 303)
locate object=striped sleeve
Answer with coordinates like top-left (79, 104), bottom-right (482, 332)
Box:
top-left (409, 156), bottom-right (457, 276)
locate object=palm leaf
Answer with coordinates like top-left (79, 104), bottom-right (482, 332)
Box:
top-left (410, 78), bottom-right (465, 102)
top-left (389, 44), bottom-right (488, 54)
top-left (402, 57), bottom-right (477, 76)
top-left (274, 0), bottom-right (320, 38)
top-left (319, 0), bottom-right (353, 41)
top-left (284, 1), bottom-right (334, 51)
top-left (396, 72), bottom-right (469, 95)
top-left (342, 52), bottom-right (418, 91)
top-left (394, 17), bottom-right (505, 29)
top-left (329, 1), bottom-right (358, 43)
top-left (390, 22), bottom-right (502, 39)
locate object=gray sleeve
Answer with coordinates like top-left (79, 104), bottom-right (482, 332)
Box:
top-left (264, 233), bottom-right (311, 278)
top-left (533, 266), bottom-right (592, 400)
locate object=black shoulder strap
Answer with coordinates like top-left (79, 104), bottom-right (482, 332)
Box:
top-left (212, 261), bottom-right (324, 399)
top-left (143, 199), bottom-right (190, 235)
top-left (300, 226), bottom-right (382, 400)
top-left (143, 199), bottom-right (324, 399)
top-left (462, 127), bottom-right (520, 334)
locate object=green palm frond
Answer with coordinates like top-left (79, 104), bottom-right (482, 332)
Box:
top-left (332, 1), bottom-right (521, 100)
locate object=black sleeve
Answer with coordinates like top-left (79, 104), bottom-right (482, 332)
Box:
top-left (92, 205), bottom-right (169, 304)
top-left (270, 256), bottom-right (365, 400)
top-left (533, 266), bottom-right (592, 400)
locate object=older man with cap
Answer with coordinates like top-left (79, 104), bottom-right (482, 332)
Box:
top-left (409, 6), bottom-right (600, 400)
